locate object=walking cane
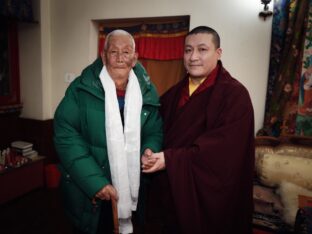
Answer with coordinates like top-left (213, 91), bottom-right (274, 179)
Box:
top-left (112, 199), bottom-right (119, 234)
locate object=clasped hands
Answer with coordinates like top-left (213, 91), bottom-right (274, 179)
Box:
top-left (141, 148), bottom-right (166, 173)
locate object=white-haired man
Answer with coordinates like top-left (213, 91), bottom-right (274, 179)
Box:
top-left (54, 29), bottom-right (163, 234)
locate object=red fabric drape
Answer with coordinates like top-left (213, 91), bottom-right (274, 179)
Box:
top-left (99, 35), bottom-right (185, 60)
top-left (136, 36), bottom-right (185, 60)
top-left (98, 22), bottom-right (189, 60)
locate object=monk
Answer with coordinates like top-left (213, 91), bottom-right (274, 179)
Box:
top-left (142, 26), bottom-right (255, 234)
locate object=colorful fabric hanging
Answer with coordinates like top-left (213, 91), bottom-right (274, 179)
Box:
top-left (258, 0), bottom-right (312, 137)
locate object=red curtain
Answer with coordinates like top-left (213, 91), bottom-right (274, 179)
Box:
top-left (98, 22), bottom-right (189, 60)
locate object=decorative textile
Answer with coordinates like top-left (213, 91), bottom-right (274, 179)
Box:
top-left (98, 21), bottom-right (189, 60)
top-left (99, 66), bottom-right (142, 233)
top-left (259, 0), bottom-right (312, 137)
top-left (0, 0), bottom-right (33, 22)
top-left (297, 7), bottom-right (312, 135)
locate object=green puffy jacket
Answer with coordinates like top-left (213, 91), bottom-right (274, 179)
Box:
top-left (54, 58), bottom-right (163, 233)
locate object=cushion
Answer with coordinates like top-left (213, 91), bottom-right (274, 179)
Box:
top-left (255, 146), bottom-right (274, 161)
top-left (278, 181), bottom-right (312, 226)
top-left (274, 144), bottom-right (312, 159)
top-left (256, 153), bottom-right (312, 190)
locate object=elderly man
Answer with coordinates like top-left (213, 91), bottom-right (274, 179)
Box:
top-left (54, 29), bottom-right (162, 234)
top-left (143, 26), bottom-right (255, 234)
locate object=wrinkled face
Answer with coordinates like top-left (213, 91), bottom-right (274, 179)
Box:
top-left (101, 34), bottom-right (138, 80)
top-left (184, 33), bottom-right (222, 80)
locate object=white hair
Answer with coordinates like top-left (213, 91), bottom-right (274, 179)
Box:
top-left (104, 29), bottom-right (136, 51)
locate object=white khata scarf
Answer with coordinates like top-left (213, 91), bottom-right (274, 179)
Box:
top-left (99, 66), bottom-right (142, 233)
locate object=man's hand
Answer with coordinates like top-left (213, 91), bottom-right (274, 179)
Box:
top-left (141, 148), bottom-right (157, 170)
top-left (142, 152), bottom-right (166, 173)
top-left (93, 184), bottom-right (118, 203)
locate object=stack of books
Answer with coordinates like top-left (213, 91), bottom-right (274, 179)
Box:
top-left (11, 141), bottom-right (38, 159)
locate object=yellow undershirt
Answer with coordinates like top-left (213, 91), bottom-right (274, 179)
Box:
top-left (189, 77), bottom-right (207, 96)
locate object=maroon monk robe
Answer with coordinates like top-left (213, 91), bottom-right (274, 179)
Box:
top-left (152, 61), bottom-right (255, 234)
